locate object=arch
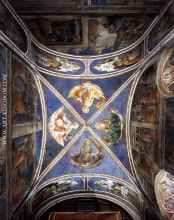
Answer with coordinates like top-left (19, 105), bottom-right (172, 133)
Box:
top-left (31, 192), bottom-right (141, 220)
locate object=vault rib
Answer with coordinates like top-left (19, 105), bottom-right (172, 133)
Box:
top-left (87, 126), bottom-right (136, 186)
top-left (37, 72), bottom-right (86, 126)
top-left (32, 126), bottom-right (87, 190)
top-left (88, 72), bottom-right (137, 125)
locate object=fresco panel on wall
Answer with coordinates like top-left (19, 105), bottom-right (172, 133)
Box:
top-left (148, 1), bottom-right (174, 52)
top-left (0, 2), bottom-right (27, 53)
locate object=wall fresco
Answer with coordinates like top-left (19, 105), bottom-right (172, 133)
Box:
top-left (86, 16), bottom-right (150, 55)
top-left (1, 1), bottom-right (174, 219)
top-left (12, 134), bottom-right (37, 208)
top-left (155, 170), bottom-right (174, 220)
top-left (11, 57), bottom-right (43, 209)
top-left (148, 2), bottom-right (174, 51)
top-left (12, 58), bottom-right (42, 124)
top-left (164, 98), bottom-right (174, 175)
top-left (26, 15), bottom-right (152, 55)
top-left (130, 65), bottom-right (162, 202)
top-left (27, 18), bottom-right (82, 45)
top-left (0, 2), bottom-right (27, 52)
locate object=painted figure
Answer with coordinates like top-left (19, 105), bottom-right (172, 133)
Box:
top-left (94, 48), bottom-right (141, 72)
top-left (70, 137), bottom-right (104, 168)
top-left (68, 81), bottom-right (106, 113)
top-left (163, 66), bottom-right (174, 84)
top-left (95, 109), bottom-right (123, 145)
top-left (48, 107), bottom-right (79, 146)
top-left (37, 55), bottom-right (81, 72)
top-left (95, 179), bottom-right (129, 196)
top-left (51, 180), bottom-right (78, 194)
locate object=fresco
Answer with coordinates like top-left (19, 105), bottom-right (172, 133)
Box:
top-left (92, 84), bottom-right (133, 170)
top-left (155, 170), bottom-right (174, 220)
top-left (40, 136), bottom-right (131, 185)
top-left (68, 81), bottom-right (106, 113)
top-left (39, 70), bottom-right (133, 179)
top-left (130, 65), bottom-right (161, 203)
top-left (31, 44), bottom-right (143, 76)
top-left (90, 45), bottom-right (143, 74)
top-left (26, 15), bottom-right (152, 55)
top-left (41, 84), bottom-right (83, 171)
top-left (42, 72), bottom-right (133, 121)
top-left (12, 134), bottom-right (37, 208)
top-left (88, 177), bottom-right (140, 210)
top-left (70, 136), bottom-right (105, 169)
top-left (148, 2), bottom-right (174, 51)
top-left (71, 15), bottom-right (152, 55)
top-left (32, 177), bottom-right (84, 211)
top-left (158, 48), bottom-right (174, 95)
top-left (95, 109), bottom-right (123, 146)
top-left (0, 2), bottom-right (27, 52)
top-left (27, 18), bottom-right (82, 45)
top-left (12, 57), bottom-right (42, 124)
top-left (31, 43), bottom-right (85, 75)
top-left (11, 57), bottom-right (43, 209)
top-left (1, 1), bottom-right (174, 219)
top-left (87, 16), bottom-right (150, 54)
top-left (48, 107), bottom-right (79, 146)
top-left (164, 97), bottom-right (174, 175)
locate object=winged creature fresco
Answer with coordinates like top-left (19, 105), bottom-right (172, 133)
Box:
top-left (70, 136), bottom-right (104, 169)
top-left (94, 48), bottom-right (141, 72)
top-left (48, 107), bottom-right (79, 146)
top-left (68, 81), bottom-right (106, 113)
top-left (36, 54), bottom-right (81, 72)
top-left (94, 179), bottom-right (129, 196)
top-left (95, 109), bottom-right (123, 146)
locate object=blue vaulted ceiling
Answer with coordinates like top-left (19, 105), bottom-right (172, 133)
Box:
top-left (1, 0), bottom-right (174, 219)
